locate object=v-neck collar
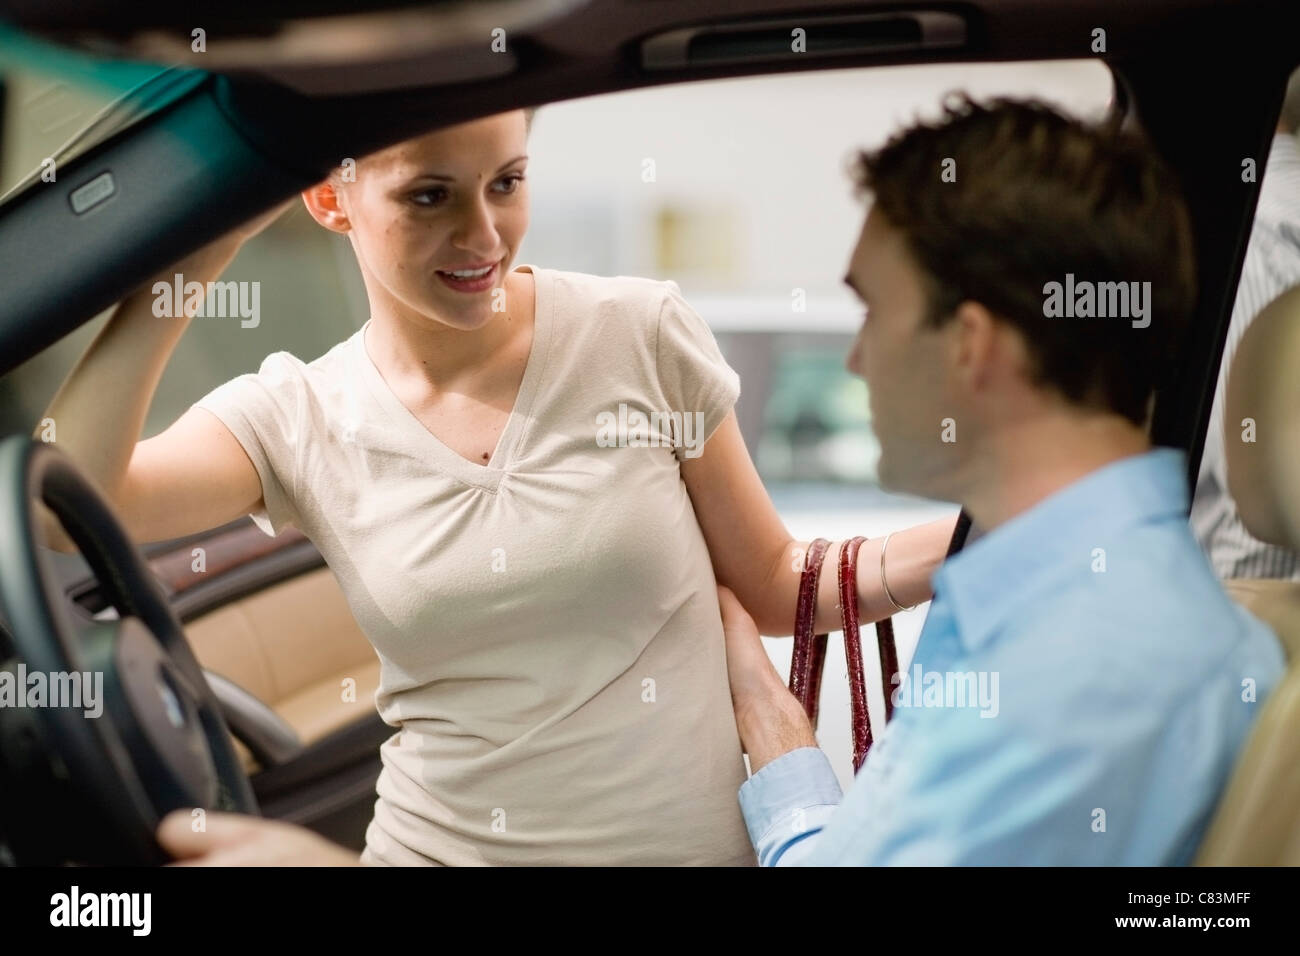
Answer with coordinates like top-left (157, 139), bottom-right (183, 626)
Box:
top-left (352, 264), bottom-right (552, 492)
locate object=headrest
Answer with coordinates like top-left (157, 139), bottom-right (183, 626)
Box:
top-left (1224, 284), bottom-right (1300, 550)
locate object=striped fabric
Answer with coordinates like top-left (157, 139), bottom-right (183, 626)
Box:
top-left (1189, 131), bottom-right (1300, 580)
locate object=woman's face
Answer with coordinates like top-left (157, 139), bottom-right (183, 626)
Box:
top-left (333, 110), bottom-right (530, 331)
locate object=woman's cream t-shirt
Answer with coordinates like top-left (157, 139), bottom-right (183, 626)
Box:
top-left (191, 265), bottom-right (756, 865)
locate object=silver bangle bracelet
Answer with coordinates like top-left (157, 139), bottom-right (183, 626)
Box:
top-left (880, 531), bottom-right (918, 612)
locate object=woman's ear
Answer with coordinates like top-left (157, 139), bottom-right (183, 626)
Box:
top-left (301, 181), bottom-right (351, 234)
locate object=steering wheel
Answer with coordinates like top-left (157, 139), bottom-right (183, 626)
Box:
top-left (0, 435), bottom-right (257, 865)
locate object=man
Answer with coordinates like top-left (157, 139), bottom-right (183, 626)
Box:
top-left (1190, 66), bottom-right (1300, 579)
top-left (720, 92), bottom-right (1285, 865)
top-left (161, 93), bottom-right (1285, 866)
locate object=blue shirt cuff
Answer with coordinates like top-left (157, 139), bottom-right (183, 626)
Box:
top-left (738, 746), bottom-right (844, 865)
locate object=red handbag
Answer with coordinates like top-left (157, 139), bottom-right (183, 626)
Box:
top-left (788, 537), bottom-right (899, 774)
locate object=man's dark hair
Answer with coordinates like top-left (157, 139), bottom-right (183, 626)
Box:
top-left (851, 92), bottom-right (1197, 427)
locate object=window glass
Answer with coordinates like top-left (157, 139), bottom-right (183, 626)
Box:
top-left (0, 54), bottom-right (1113, 785)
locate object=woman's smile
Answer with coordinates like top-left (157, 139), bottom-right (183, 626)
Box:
top-left (435, 257), bottom-right (502, 293)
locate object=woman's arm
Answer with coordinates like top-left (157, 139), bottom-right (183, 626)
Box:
top-left (681, 411), bottom-right (957, 636)
top-left (33, 202), bottom-right (293, 551)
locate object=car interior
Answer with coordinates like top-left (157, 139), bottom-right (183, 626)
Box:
top-left (0, 0), bottom-right (1297, 866)
top-left (1197, 285), bottom-right (1300, 864)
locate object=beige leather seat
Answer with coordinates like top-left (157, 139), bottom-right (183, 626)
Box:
top-left (183, 565), bottom-right (383, 773)
top-left (1196, 284), bottom-right (1300, 865)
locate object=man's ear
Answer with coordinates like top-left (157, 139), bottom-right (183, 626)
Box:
top-left (301, 181), bottom-right (351, 234)
top-left (950, 299), bottom-right (1000, 392)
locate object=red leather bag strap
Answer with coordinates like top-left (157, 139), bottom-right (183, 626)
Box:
top-left (876, 614), bottom-right (901, 725)
top-left (838, 536), bottom-right (872, 773)
top-left (789, 538), bottom-right (831, 729)
top-left (790, 536), bottom-right (901, 775)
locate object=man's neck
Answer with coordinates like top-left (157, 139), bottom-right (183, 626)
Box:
top-left (962, 412), bottom-right (1152, 532)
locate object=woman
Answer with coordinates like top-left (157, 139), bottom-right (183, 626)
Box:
top-left (41, 108), bottom-right (955, 865)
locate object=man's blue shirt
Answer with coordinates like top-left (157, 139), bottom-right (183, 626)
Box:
top-left (738, 448), bottom-right (1285, 865)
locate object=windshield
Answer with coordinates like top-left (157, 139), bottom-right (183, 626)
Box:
top-left (0, 24), bottom-right (200, 205)
top-left (0, 47), bottom-right (1115, 792)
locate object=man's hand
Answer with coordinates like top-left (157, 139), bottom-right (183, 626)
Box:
top-left (718, 586), bottom-right (819, 773)
top-left (157, 809), bottom-right (364, 866)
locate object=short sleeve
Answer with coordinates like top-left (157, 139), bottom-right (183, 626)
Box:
top-left (654, 280), bottom-right (741, 462)
top-left (190, 351), bottom-right (303, 537)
